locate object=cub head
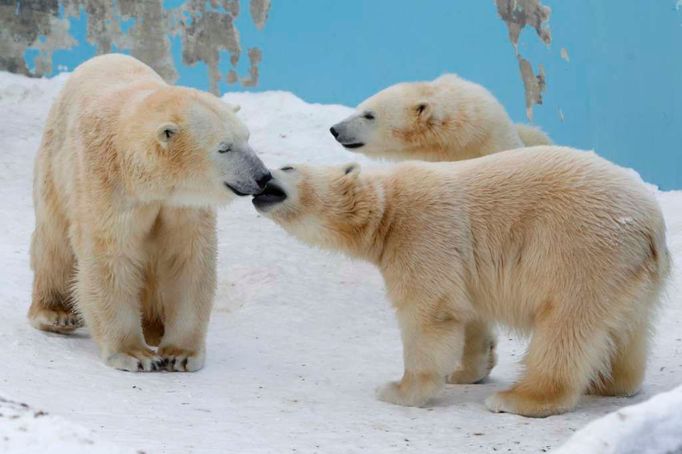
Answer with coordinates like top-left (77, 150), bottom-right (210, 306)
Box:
top-left (330, 74), bottom-right (495, 161)
top-left (120, 86), bottom-right (270, 205)
top-left (252, 162), bottom-right (369, 249)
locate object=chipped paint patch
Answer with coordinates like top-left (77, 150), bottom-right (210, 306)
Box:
top-left (517, 58), bottom-right (545, 121)
top-left (242, 48), bottom-right (262, 86)
top-left (0, 1), bottom-right (271, 94)
top-left (496, 0), bottom-right (552, 120)
top-left (250, 0), bottom-right (271, 30)
top-left (496, 0), bottom-right (551, 52)
top-left (560, 48), bottom-right (570, 62)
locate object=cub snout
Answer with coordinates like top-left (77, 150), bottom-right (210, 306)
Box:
top-left (252, 180), bottom-right (287, 210)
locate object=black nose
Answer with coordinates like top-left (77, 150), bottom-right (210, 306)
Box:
top-left (257, 172), bottom-right (272, 189)
top-left (330, 126), bottom-right (339, 138)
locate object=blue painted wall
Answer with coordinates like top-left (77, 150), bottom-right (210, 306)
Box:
top-left (26, 1), bottom-right (682, 189)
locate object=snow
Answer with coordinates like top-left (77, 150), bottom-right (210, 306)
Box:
top-left (0, 71), bottom-right (680, 453)
top-left (554, 384), bottom-right (682, 454)
top-left (0, 395), bottom-right (132, 454)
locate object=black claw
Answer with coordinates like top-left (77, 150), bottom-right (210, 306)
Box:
top-left (181, 358), bottom-right (188, 370)
top-left (137, 362), bottom-right (144, 371)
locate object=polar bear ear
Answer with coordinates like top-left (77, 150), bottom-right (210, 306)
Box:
top-left (157, 122), bottom-right (179, 144)
top-left (433, 73), bottom-right (460, 84)
top-left (230, 104), bottom-right (241, 113)
top-left (343, 163), bottom-right (361, 178)
top-left (415, 102), bottom-right (431, 117)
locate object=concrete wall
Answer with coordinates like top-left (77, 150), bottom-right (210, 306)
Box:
top-left (1, 0), bottom-right (680, 189)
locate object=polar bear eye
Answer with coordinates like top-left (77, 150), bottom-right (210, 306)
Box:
top-left (363, 112), bottom-right (375, 120)
top-left (218, 145), bottom-right (232, 154)
top-left (280, 166), bottom-right (295, 172)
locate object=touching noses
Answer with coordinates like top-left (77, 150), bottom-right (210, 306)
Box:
top-left (257, 171), bottom-right (272, 190)
top-left (330, 126), bottom-right (339, 138)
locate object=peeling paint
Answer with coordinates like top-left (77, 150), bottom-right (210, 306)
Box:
top-left (249, 0), bottom-right (271, 30)
top-left (496, 0), bottom-right (551, 51)
top-left (241, 48), bottom-right (262, 86)
top-left (0, 1), bottom-right (271, 94)
top-left (517, 58), bottom-right (545, 121)
top-left (560, 47), bottom-right (570, 62)
top-left (496, 0), bottom-right (552, 120)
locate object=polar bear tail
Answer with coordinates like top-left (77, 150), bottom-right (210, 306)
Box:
top-left (515, 124), bottom-right (553, 146)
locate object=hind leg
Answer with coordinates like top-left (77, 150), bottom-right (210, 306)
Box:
top-left (486, 301), bottom-right (611, 417)
top-left (28, 198), bottom-right (81, 333)
top-left (588, 317), bottom-right (650, 397)
top-left (448, 319), bottom-right (497, 384)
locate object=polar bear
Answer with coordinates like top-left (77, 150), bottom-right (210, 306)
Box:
top-left (252, 147), bottom-right (670, 417)
top-left (330, 74), bottom-right (551, 161)
top-left (29, 54), bottom-right (271, 372)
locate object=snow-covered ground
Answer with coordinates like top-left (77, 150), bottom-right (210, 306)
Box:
top-left (0, 71), bottom-right (680, 453)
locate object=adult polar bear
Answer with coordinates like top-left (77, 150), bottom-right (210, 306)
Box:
top-left (29, 54), bottom-right (271, 372)
top-left (252, 147), bottom-right (670, 417)
top-left (330, 74), bottom-right (551, 384)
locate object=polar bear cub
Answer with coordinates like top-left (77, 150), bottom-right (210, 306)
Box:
top-left (29, 54), bottom-right (271, 372)
top-left (330, 74), bottom-right (551, 161)
top-left (252, 147), bottom-right (670, 417)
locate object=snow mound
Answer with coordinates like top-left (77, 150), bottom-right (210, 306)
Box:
top-left (0, 396), bottom-right (132, 454)
top-left (555, 385), bottom-right (682, 454)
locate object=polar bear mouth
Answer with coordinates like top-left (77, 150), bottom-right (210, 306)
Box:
top-left (252, 181), bottom-right (287, 209)
top-left (341, 143), bottom-right (365, 149)
top-left (225, 183), bottom-right (249, 197)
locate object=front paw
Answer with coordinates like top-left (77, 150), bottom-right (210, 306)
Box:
top-left (376, 381), bottom-right (431, 407)
top-left (29, 306), bottom-right (84, 334)
top-left (158, 346), bottom-right (205, 372)
top-left (105, 348), bottom-right (164, 372)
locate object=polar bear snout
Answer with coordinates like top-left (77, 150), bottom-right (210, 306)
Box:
top-left (218, 143), bottom-right (271, 197)
top-left (330, 118), bottom-right (366, 149)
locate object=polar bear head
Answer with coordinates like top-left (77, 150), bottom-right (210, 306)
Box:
top-left (120, 87), bottom-right (270, 206)
top-left (251, 162), bottom-right (371, 251)
top-left (330, 74), bottom-right (519, 161)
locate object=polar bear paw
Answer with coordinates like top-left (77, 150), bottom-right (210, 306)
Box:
top-left (158, 346), bottom-right (205, 372)
top-left (376, 381), bottom-right (433, 407)
top-left (106, 348), bottom-right (165, 372)
top-left (28, 306), bottom-right (83, 334)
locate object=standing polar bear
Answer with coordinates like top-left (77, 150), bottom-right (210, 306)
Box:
top-left (29, 54), bottom-right (271, 371)
top-left (253, 147), bottom-right (670, 417)
top-left (330, 74), bottom-right (551, 161)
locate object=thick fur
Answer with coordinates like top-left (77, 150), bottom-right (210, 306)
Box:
top-left (330, 74), bottom-right (551, 161)
top-left (332, 73), bottom-right (555, 384)
top-left (256, 147), bottom-right (670, 417)
top-left (515, 124), bottom-right (552, 147)
top-left (29, 54), bottom-right (269, 372)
